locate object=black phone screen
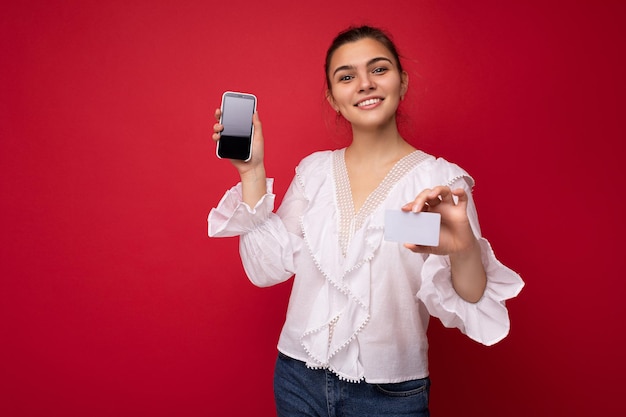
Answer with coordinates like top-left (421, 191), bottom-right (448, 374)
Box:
top-left (218, 92), bottom-right (256, 160)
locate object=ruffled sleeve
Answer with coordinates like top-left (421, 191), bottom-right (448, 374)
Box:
top-left (417, 238), bottom-right (524, 346)
top-left (208, 178), bottom-right (277, 238)
top-left (207, 178), bottom-right (296, 287)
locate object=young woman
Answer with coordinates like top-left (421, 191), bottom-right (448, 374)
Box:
top-left (209, 25), bottom-right (523, 417)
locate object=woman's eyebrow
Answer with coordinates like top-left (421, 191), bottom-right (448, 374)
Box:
top-left (332, 57), bottom-right (394, 77)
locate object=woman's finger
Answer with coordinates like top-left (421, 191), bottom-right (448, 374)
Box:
top-left (212, 122), bottom-right (224, 142)
top-left (451, 187), bottom-right (468, 202)
top-left (211, 108), bottom-right (224, 142)
top-left (405, 188), bottom-right (432, 212)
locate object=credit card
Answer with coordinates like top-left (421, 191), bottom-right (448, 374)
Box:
top-left (384, 210), bottom-right (441, 246)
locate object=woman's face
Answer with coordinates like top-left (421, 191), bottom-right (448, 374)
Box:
top-left (326, 37), bottom-right (408, 131)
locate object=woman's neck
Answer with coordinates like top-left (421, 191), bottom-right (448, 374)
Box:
top-left (346, 122), bottom-right (415, 164)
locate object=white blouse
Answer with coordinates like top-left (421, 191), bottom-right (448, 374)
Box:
top-left (208, 149), bottom-right (524, 383)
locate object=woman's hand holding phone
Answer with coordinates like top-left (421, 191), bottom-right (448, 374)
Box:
top-left (212, 108), bottom-right (267, 208)
top-left (213, 108), bottom-right (265, 171)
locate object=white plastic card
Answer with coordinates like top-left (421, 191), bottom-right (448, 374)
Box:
top-left (384, 210), bottom-right (441, 246)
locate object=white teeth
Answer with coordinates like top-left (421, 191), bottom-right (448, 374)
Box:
top-left (357, 98), bottom-right (381, 107)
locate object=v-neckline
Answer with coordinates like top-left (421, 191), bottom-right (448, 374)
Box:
top-left (333, 148), bottom-right (429, 256)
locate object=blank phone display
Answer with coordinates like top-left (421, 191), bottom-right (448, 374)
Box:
top-left (217, 92), bottom-right (256, 160)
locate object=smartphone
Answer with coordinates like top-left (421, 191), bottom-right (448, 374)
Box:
top-left (216, 91), bottom-right (257, 161)
top-left (384, 210), bottom-right (441, 246)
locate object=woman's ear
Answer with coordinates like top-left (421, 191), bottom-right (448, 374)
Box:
top-left (400, 71), bottom-right (409, 99)
top-left (326, 89), bottom-right (338, 112)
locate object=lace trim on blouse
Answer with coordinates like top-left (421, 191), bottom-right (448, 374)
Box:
top-left (333, 149), bottom-right (430, 256)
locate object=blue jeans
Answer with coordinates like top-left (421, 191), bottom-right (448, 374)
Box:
top-left (274, 352), bottom-right (430, 417)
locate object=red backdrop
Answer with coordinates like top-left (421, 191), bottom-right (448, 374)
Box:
top-left (1, 1), bottom-right (624, 416)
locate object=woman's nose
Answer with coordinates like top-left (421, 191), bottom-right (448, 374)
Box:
top-left (358, 73), bottom-right (375, 92)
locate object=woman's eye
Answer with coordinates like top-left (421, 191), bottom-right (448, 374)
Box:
top-left (372, 67), bottom-right (388, 74)
top-left (339, 74), bottom-right (354, 82)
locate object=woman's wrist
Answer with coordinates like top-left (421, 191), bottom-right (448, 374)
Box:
top-left (240, 164), bottom-right (267, 208)
top-left (449, 237), bottom-right (481, 262)
top-left (240, 163), bottom-right (266, 184)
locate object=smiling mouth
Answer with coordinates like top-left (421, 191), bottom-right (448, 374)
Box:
top-left (356, 98), bottom-right (382, 107)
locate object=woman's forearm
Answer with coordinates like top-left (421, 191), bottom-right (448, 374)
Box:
top-left (449, 239), bottom-right (487, 303)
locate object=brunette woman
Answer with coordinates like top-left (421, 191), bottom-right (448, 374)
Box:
top-left (209, 25), bottom-right (523, 417)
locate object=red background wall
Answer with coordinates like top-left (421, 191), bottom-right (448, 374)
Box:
top-left (1, 1), bottom-right (624, 416)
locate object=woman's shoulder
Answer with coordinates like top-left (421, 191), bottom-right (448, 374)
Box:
top-left (415, 152), bottom-right (475, 188)
top-left (296, 149), bottom-right (337, 173)
top-left (292, 150), bottom-right (337, 200)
